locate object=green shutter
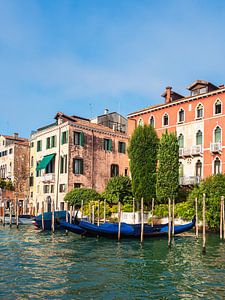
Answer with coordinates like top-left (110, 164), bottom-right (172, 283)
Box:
top-left (51, 136), bottom-right (56, 147)
top-left (122, 142), bottom-right (126, 153)
top-left (61, 133), bottom-right (64, 145)
top-left (80, 132), bottom-right (84, 146)
top-left (80, 159), bottom-right (84, 174)
top-left (66, 131), bottom-right (68, 143)
top-left (109, 139), bottom-right (112, 151)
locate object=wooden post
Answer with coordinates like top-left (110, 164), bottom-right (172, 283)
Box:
top-left (52, 200), bottom-right (55, 233)
top-left (168, 198), bottom-right (171, 247)
top-left (151, 198), bottom-right (154, 227)
top-left (220, 196), bottom-right (223, 240)
top-left (16, 199), bottom-right (19, 228)
top-left (2, 201), bottom-right (5, 226)
top-left (172, 199), bottom-right (175, 236)
top-left (92, 205), bottom-right (95, 224)
top-left (69, 205), bottom-right (72, 223)
top-left (202, 193), bottom-right (206, 254)
top-left (118, 201), bottom-right (121, 241)
top-left (133, 198), bottom-right (135, 224)
top-left (103, 199), bottom-right (106, 223)
top-left (81, 200), bottom-right (84, 220)
top-left (72, 206), bottom-right (75, 222)
top-left (9, 201), bottom-right (12, 227)
top-left (65, 202), bottom-right (68, 235)
top-left (97, 200), bottom-right (100, 226)
top-left (41, 201), bottom-right (45, 231)
top-left (223, 196), bottom-right (225, 240)
top-left (141, 197), bottom-right (144, 243)
top-left (89, 202), bottom-right (91, 222)
top-left (195, 197), bottom-right (199, 237)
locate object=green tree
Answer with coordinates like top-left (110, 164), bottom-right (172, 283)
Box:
top-left (128, 125), bottom-right (158, 204)
top-left (156, 130), bottom-right (179, 203)
top-left (188, 174), bottom-right (225, 230)
top-left (0, 178), bottom-right (6, 190)
top-left (64, 188), bottom-right (100, 207)
top-left (102, 176), bottom-right (133, 205)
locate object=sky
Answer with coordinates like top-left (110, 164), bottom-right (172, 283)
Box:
top-left (1, 0), bottom-right (225, 137)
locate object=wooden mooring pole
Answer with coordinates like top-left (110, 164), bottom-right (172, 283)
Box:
top-left (103, 199), bottom-right (106, 223)
top-left (52, 200), bottom-right (55, 233)
top-left (89, 202), bottom-right (91, 222)
top-left (172, 199), bottom-right (175, 237)
top-left (16, 199), bottom-right (19, 228)
top-left (168, 198), bottom-right (171, 247)
top-left (81, 200), bottom-right (84, 220)
top-left (202, 193), bottom-right (206, 254)
top-left (69, 205), bottom-right (72, 223)
top-left (220, 196), bottom-right (224, 240)
top-left (41, 201), bottom-right (45, 231)
top-left (141, 197), bottom-right (144, 243)
top-left (9, 201), bottom-right (12, 227)
top-left (97, 200), bottom-right (100, 226)
top-left (223, 196), bottom-right (225, 240)
top-left (133, 198), bottom-right (135, 224)
top-left (65, 202), bottom-right (68, 235)
top-left (118, 201), bottom-right (121, 242)
top-left (92, 205), bottom-right (95, 224)
top-left (151, 198), bottom-right (154, 227)
top-left (195, 197), bottom-right (198, 237)
top-left (2, 201), bottom-right (5, 226)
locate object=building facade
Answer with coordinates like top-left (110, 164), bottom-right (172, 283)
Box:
top-left (128, 80), bottom-right (225, 185)
top-left (30, 112), bottom-right (129, 213)
top-left (0, 133), bottom-right (29, 210)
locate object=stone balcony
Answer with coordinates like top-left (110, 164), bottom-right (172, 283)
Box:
top-left (179, 176), bottom-right (201, 186)
top-left (41, 173), bottom-right (55, 183)
top-left (179, 145), bottom-right (203, 157)
top-left (210, 142), bottom-right (222, 153)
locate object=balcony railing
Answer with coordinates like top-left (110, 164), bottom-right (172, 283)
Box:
top-left (179, 146), bottom-right (202, 157)
top-left (191, 145), bottom-right (202, 156)
top-left (41, 173), bottom-right (55, 182)
top-left (179, 176), bottom-right (201, 186)
top-left (210, 142), bottom-right (222, 153)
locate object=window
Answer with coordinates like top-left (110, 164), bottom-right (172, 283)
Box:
top-left (163, 113), bottom-right (169, 126)
top-left (149, 116), bottom-right (155, 127)
top-left (196, 104), bottom-right (203, 119)
top-left (215, 100), bottom-right (222, 114)
top-left (73, 158), bottom-right (84, 175)
top-left (30, 142), bottom-right (34, 148)
top-left (196, 130), bottom-right (203, 145)
top-left (178, 109), bottom-right (184, 123)
top-left (125, 168), bottom-right (128, 176)
top-left (61, 131), bottom-right (68, 144)
top-left (179, 162), bottom-right (184, 177)
top-left (214, 157), bottom-right (221, 174)
top-left (104, 139), bottom-right (112, 151)
top-left (214, 126), bottom-right (221, 143)
top-left (45, 157), bottom-right (55, 174)
top-left (29, 174), bottom-right (34, 187)
top-left (60, 202), bottom-right (64, 211)
top-left (31, 156), bottom-right (34, 167)
top-left (60, 155), bottom-right (67, 174)
top-left (74, 183), bottom-right (81, 188)
top-left (43, 185), bottom-right (50, 193)
top-left (37, 140), bottom-right (42, 152)
top-left (111, 164), bottom-right (119, 177)
top-left (178, 134), bottom-right (184, 148)
top-left (138, 118), bottom-right (144, 126)
top-left (46, 137), bottom-right (51, 149)
top-left (36, 161), bottom-right (41, 177)
top-left (51, 136), bottom-right (56, 148)
top-left (118, 141), bottom-right (126, 154)
top-left (30, 192), bottom-right (33, 198)
top-left (59, 184), bottom-right (67, 193)
top-left (9, 148), bottom-right (13, 154)
top-left (195, 160), bottom-right (202, 177)
top-left (50, 185), bottom-right (54, 193)
top-left (74, 131), bottom-right (85, 146)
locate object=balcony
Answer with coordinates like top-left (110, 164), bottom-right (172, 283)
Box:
top-left (210, 142), bottom-right (222, 153)
top-left (179, 176), bottom-right (201, 186)
top-left (191, 145), bottom-right (203, 156)
top-left (41, 173), bottom-right (55, 183)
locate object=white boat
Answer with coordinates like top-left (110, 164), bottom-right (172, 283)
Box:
top-left (0, 214), bottom-right (35, 225)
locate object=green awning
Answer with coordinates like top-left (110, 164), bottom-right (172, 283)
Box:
top-left (37, 154), bottom-right (55, 171)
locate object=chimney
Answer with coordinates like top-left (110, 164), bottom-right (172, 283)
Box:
top-left (13, 133), bottom-right (19, 139)
top-left (165, 86), bottom-right (172, 103)
top-left (104, 108), bottom-right (109, 115)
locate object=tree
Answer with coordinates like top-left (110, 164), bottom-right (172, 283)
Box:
top-left (102, 176), bottom-right (133, 205)
top-left (156, 130), bottom-right (179, 203)
top-left (188, 174), bottom-right (225, 230)
top-left (128, 125), bottom-right (158, 204)
top-left (64, 188), bottom-right (100, 207)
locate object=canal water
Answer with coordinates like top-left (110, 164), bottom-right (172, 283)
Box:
top-left (0, 226), bottom-right (225, 299)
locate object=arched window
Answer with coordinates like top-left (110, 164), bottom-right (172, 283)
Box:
top-left (214, 157), bottom-right (221, 174)
top-left (138, 118), bottom-right (144, 126)
top-left (196, 103), bottom-right (203, 119)
top-left (178, 134), bottom-right (184, 148)
top-left (149, 116), bottom-right (155, 127)
top-left (196, 130), bottom-right (203, 145)
top-left (215, 99), bottom-right (222, 114)
top-left (179, 162), bottom-right (184, 177)
top-left (111, 164), bottom-right (119, 177)
top-left (214, 126), bottom-right (221, 143)
top-left (178, 109), bottom-right (184, 123)
top-left (163, 113), bottom-right (169, 126)
top-left (195, 160), bottom-right (202, 177)
top-left (31, 156), bottom-right (34, 167)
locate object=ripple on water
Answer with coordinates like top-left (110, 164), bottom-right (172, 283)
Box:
top-left (0, 226), bottom-right (225, 299)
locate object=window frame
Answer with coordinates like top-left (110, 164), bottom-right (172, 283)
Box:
top-left (73, 158), bottom-right (84, 175)
top-left (214, 99), bottom-right (222, 115)
top-left (177, 108), bottom-right (185, 124)
top-left (196, 103), bottom-right (204, 119)
top-left (162, 113), bottom-right (169, 127)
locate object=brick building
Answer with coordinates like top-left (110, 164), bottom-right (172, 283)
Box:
top-left (29, 112), bottom-right (129, 213)
top-left (0, 133), bottom-right (30, 211)
top-left (128, 80), bottom-right (225, 185)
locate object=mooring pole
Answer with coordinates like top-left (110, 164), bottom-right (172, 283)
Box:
top-left (103, 199), bottom-right (106, 223)
top-left (2, 200), bottom-right (5, 226)
top-left (118, 201), bottom-right (121, 241)
top-left (81, 200), bottom-right (84, 220)
top-left (89, 202), bottom-right (91, 222)
top-left (220, 196), bottom-right (223, 240)
top-left (151, 198), bottom-right (154, 227)
top-left (41, 201), bottom-right (45, 231)
top-left (223, 196), bottom-right (225, 240)
top-left (52, 200), bottom-right (55, 233)
top-left (16, 199), bottom-right (19, 228)
top-left (168, 198), bottom-right (171, 247)
top-left (65, 202), bottom-right (68, 235)
top-left (92, 205), bottom-right (95, 224)
top-left (69, 205), bottom-right (72, 223)
top-left (141, 197), bottom-right (144, 243)
top-left (133, 198), bottom-right (135, 224)
top-left (195, 197), bottom-right (198, 237)
top-left (172, 198), bottom-right (175, 237)
top-left (202, 193), bottom-right (206, 254)
top-left (9, 201), bottom-right (12, 227)
top-left (97, 200), bottom-right (100, 226)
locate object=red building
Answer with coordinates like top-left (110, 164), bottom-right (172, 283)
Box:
top-left (128, 80), bottom-right (225, 185)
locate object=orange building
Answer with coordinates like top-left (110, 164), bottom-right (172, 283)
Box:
top-left (128, 80), bottom-right (225, 185)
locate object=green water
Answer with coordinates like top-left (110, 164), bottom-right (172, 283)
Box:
top-left (0, 226), bottom-right (225, 299)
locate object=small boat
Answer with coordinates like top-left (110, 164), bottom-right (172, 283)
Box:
top-left (0, 214), bottom-right (16, 224)
top-left (19, 215), bottom-right (35, 225)
top-left (33, 210), bottom-right (68, 230)
top-left (60, 218), bottom-right (195, 239)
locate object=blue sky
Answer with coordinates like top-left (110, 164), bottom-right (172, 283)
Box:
top-left (1, 0), bottom-right (225, 137)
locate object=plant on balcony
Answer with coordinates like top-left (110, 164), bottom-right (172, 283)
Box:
top-left (102, 176), bottom-right (133, 205)
top-left (188, 174), bottom-right (225, 230)
top-left (0, 179), bottom-right (14, 191)
top-left (64, 188), bottom-right (100, 208)
top-left (156, 130), bottom-right (179, 204)
top-left (128, 125), bottom-right (158, 205)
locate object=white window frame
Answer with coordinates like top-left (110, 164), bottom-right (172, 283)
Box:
top-left (195, 102), bottom-right (204, 119)
top-left (213, 156), bottom-right (222, 175)
top-left (149, 115), bottom-right (155, 128)
top-left (213, 125), bottom-right (222, 143)
top-left (162, 113), bottom-right (169, 127)
top-left (177, 108), bottom-right (185, 124)
top-left (214, 98), bottom-right (222, 116)
top-left (138, 118), bottom-right (144, 126)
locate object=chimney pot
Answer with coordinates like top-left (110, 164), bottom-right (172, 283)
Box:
top-left (13, 133), bottom-right (19, 139)
top-left (165, 86), bottom-right (172, 103)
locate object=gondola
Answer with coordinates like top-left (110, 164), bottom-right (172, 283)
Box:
top-left (33, 210), bottom-right (68, 230)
